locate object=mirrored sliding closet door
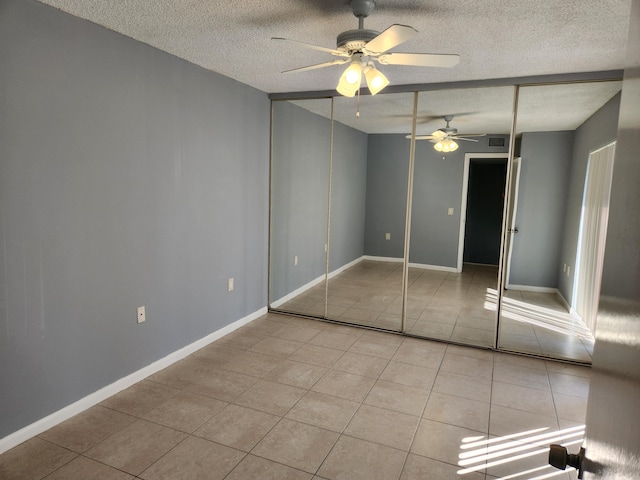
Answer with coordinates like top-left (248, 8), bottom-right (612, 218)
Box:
top-left (404, 87), bottom-right (515, 348)
top-left (497, 80), bottom-right (622, 363)
top-left (324, 93), bottom-right (414, 331)
top-left (269, 98), bottom-right (332, 317)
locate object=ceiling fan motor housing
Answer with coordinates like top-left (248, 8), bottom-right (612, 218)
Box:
top-left (350, 0), bottom-right (376, 18)
top-left (441, 115), bottom-right (457, 134)
top-left (337, 29), bottom-right (380, 52)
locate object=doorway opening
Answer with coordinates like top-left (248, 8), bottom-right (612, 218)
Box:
top-left (458, 153), bottom-right (510, 272)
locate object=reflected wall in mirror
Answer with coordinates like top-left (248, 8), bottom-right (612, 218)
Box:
top-left (269, 99), bottom-right (331, 317)
top-left (405, 87), bottom-right (515, 347)
top-left (499, 80), bottom-right (622, 362)
top-left (326, 93), bottom-right (414, 330)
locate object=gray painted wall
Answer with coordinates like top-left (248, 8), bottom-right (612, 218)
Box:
top-left (364, 134), bottom-right (509, 268)
top-left (270, 102), bottom-right (368, 302)
top-left (0, 0), bottom-right (270, 439)
top-left (508, 131), bottom-right (574, 287)
top-left (270, 101), bottom-right (331, 302)
top-left (558, 93), bottom-right (621, 301)
top-left (329, 121), bottom-right (368, 271)
top-left (364, 135), bottom-right (410, 258)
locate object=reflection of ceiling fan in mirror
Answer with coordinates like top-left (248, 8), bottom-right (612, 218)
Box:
top-left (409, 115), bottom-right (486, 152)
top-left (272, 0), bottom-right (460, 97)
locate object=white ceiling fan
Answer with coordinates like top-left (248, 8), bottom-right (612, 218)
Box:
top-left (408, 115), bottom-right (486, 152)
top-left (272, 0), bottom-right (460, 97)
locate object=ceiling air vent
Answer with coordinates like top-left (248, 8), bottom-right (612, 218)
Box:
top-left (488, 137), bottom-right (505, 147)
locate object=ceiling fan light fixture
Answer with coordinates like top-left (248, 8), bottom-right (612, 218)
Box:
top-left (434, 138), bottom-right (459, 152)
top-left (336, 61), bottom-right (362, 97)
top-left (364, 65), bottom-right (389, 95)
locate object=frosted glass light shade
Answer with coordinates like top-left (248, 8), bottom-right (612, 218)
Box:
top-left (336, 62), bottom-right (362, 97)
top-left (364, 66), bottom-right (389, 95)
top-left (434, 139), bottom-right (459, 152)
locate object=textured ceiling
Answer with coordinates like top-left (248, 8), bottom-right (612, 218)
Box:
top-left (37, 0), bottom-right (629, 133)
top-left (293, 82), bottom-right (622, 134)
top-left (38, 0), bottom-right (632, 94)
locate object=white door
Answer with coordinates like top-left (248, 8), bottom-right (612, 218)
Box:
top-left (576, 4), bottom-right (640, 477)
top-left (572, 142), bottom-right (616, 333)
top-left (504, 156), bottom-right (521, 288)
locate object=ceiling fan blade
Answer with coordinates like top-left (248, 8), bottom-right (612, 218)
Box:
top-left (271, 37), bottom-right (349, 57)
top-left (453, 137), bottom-right (481, 142)
top-left (363, 24), bottom-right (417, 55)
top-left (453, 134), bottom-right (487, 138)
top-left (282, 59), bottom-right (349, 74)
top-left (405, 134), bottom-right (437, 140)
top-left (377, 52), bottom-right (460, 68)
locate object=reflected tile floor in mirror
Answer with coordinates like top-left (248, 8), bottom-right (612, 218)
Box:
top-left (275, 260), bottom-right (594, 362)
top-left (500, 290), bottom-right (594, 362)
top-left (0, 313), bottom-right (589, 480)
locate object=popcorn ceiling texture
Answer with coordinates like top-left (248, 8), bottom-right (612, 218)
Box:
top-left (37, 0), bottom-right (631, 95)
top-left (36, 0), bottom-right (629, 133)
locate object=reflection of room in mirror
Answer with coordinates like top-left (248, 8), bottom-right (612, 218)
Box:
top-left (274, 259), bottom-right (593, 361)
top-left (499, 80), bottom-right (622, 363)
top-left (270, 81), bottom-right (620, 364)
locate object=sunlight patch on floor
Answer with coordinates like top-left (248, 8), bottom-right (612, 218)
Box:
top-left (457, 425), bottom-right (585, 478)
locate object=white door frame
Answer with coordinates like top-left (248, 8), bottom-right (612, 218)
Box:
top-left (571, 141), bottom-right (616, 333)
top-left (457, 152), bottom-right (510, 272)
top-left (504, 157), bottom-right (522, 288)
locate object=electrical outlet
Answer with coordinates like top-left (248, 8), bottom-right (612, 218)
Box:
top-left (385, 233), bottom-right (391, 240)
top-left (563, 263), bottom-right (566, 272)
top-left (448, 208), bottom-right (454, 216)
top-left (294, 255), bottom-right (298, 266)
top-left (227, 278), bottom-right (234, 292)
top-left (567, 265), bottom-right (571, 276)
top-left (137, 306), bottom-right (146, 324)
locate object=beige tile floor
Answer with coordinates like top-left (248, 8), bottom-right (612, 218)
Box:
top-left (277, 260), bottom-right (594, 362)
top-left (0, 313), bottom-right (590, 479)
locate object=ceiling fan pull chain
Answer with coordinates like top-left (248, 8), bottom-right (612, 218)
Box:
top-left (356, 87), bottom-right (361, 118)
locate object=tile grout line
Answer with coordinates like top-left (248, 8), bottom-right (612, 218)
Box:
top-left (224, 321), bottom-right (396, 477)
top-left (396, 342), bottom-right (449, 480)
top-left (306, 330), bottom-right (405, 477)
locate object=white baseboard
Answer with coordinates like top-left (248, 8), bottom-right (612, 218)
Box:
top-left (271, 256), bottom-right (367, 308)
top-left (506, 284), bottom-right (558, 293)
top-left (269, 256), bottom-right (455, 311)
top-left (408, 262), bottom-right (457, 273)
top-left (0, 306), bottom-right (267, 455)
top-left (270, 274), bottom-right (326, 308)
top-left (557, 291), bottom-right (571, 312)
top-left (328, 256), bottom-right (363, 279)
top-left (362, 255), bottom-right (404, 263)
top-left (363, 256), bottom-right (456, 273)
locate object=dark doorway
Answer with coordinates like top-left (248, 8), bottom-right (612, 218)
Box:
top-left (463, 159), bottom-right (507, 265)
